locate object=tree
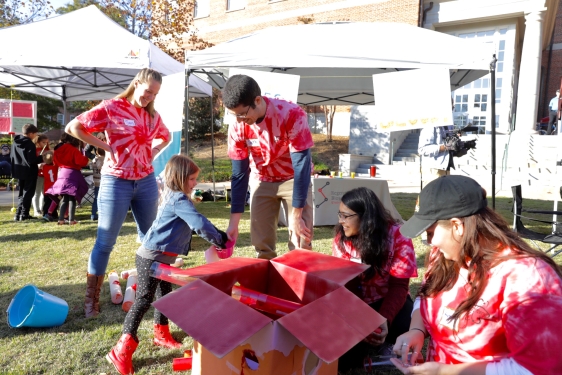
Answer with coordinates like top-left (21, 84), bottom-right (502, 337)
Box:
top-left (322, 105), bottom-right (336, 142)
top-left (188, 88), bottom-right (223, 139)
top-left (0, 0), bottom-right (54, 27)
top-left (56, 0), bottom-right (127, 28)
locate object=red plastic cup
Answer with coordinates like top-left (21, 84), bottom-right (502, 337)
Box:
top-left (370, 165), bottom-right (376, 177)
top-left (172, 357), bottom-right (192, 371)
top-left (217, 240), bottom-right (235, 259)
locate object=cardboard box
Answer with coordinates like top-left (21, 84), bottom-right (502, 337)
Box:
top-left (152, 250), bottom-right (386, 375)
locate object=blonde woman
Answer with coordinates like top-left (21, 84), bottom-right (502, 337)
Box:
top-left (66, 68), bottom-right (170, 318)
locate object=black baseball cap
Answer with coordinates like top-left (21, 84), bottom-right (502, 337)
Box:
top-left (400, 175), bottom-right (487, 238)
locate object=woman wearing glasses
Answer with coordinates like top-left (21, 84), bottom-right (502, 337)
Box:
top-left (333, 187), bottom-right (417, 372)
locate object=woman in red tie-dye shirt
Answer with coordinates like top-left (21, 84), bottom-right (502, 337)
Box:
top-left (66, 68), bottom-right (170, 318)
top-left (394, 175), bottom-right (562, 375)
top-left (333, 187), bottom-right (417, 372)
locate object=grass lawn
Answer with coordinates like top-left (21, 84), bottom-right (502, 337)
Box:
top-left (0, 193), bottom-right (560, 375)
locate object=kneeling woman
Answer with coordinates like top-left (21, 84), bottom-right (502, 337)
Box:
top-left (333, 187), bottom-right (418, 371)
top-left (393, 175), bottom-right (562, 375)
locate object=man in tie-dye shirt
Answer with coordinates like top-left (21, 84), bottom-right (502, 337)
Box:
top-left (223, 75), bottom-right (314, 260)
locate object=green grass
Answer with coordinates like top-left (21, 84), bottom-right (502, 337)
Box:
top-left (0, 194), bottom-right (560, 375)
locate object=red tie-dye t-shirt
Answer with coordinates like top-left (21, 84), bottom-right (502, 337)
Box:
top-left (76, 98), bottom-right (170, 180)
top-left (421, 247), bottom-right (562, 374)
top-left (227, 97), bottom-right (314, 183)
top-left (332, 224), bottom-right (418, 304)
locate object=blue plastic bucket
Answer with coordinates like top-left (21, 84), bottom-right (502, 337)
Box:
top-left (6, 285), bottom-right (69, 328)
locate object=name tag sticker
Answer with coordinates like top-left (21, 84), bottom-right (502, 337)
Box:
top-left (246, 139), bottom-right (260, 147)
top-left (124, 119), bottom-right (136, 127)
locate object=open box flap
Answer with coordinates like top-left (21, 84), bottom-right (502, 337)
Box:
top-left (272, 250), bottom-right (369, 285)
top-left (277, 287), bottom-right (386, 363)
top-left (181, 257), bottom-right (269, 293)
top-left (268, 250), bottom-right (369, 303)
top-left (152, 278), bottom-right (272, 358)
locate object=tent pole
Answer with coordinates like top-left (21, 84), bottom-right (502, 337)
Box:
top-left (211, 89), bottom-right (216, 201)
top-left (490, 54), bottom-right (497, 210)
top-left (184, 69), bottom-right (191, 155)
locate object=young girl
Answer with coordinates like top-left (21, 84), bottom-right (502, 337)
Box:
top-left (46, 133), bottom-right (89, 225)
top-left (41, 151), bottom-right (59, 221)
top-left (333, 187), bottom-right (417, 372)
top-left (106, 155), bottom-right (228, 375)
top-left (32, 134), bottom-right (49, 217)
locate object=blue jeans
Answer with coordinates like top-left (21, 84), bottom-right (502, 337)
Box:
top-left (91, 186), bottom-right (100, 218)
top-left (88, 173), bottom-right (158, 275)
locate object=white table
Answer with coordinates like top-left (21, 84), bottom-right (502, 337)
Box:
top-left (279, 177), bottom-right (402, 226)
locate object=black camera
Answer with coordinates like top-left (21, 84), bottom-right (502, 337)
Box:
top-left (445, 126), bottom-right (477, 158)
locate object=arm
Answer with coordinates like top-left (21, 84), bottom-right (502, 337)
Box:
top-left (176, 199), bottom-right (227, 248)
top-left (417, 127), bottom-right (445, 157)
top-left (378, 276), bottom-right (409, 325)
top-left (289, 148), bottom-right (312, 243)
top-left (152, 129), bottom-right (171, 160)
top-left (66, 120), bottom-right (113, 159)
top-left (227, 158), bottom-right (250, 243)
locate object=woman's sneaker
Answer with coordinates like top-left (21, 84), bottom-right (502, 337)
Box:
top-left (43, 214), bottom-right (55, 222)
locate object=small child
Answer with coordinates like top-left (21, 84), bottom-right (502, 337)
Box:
top-left (89, 148), bottom-right (105, 221)
top-left (41, 151), bottom-right (59, 221)
top-left (11, 124), bottom-right (41, 221)
top-left (106, 155), bottom-right (228, 375)
top-left (45, 133), bottom-right (89, 225)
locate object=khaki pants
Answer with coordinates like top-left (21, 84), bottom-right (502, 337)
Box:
top-left (249, 178), bottom-right (313, 260)
top-left (422, 168), bottom-right (450, 189)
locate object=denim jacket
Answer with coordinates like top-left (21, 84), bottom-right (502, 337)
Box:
top-left (142, 190), bottom-right (226, 256)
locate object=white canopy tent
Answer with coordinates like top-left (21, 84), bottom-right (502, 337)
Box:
top-left (0, 5), bottom-right (213, 180)
top-left (0, 5), bottom-right (211, 104)
top-left (185, 22), bottom-right (494, 106)
top-left (184, 22), bottom-right (499, 202)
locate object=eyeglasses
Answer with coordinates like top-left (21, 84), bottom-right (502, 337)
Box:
top-left (337, 212), bottom-right (358, 221)
top-left (234, 106), bottom-right (251, 119)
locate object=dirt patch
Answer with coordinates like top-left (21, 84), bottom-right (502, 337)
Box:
top-left (190, 132), bottom-right (349, 169)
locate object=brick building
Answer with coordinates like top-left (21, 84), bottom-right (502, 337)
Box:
top-left (190, 0), bottom-right (420, 46)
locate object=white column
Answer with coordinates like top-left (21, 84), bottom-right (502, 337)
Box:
top-left (514, 9), bottom-right (545, 133)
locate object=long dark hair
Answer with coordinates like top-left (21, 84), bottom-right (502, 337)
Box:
top-left (334, 187), bottom-right (397, 279)
top-left (419, 204), bottom-right (562, 327)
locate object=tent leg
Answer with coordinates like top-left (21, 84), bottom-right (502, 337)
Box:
top-left (490, 54), bottom-right (497, 209)
top-left (184, 69), bottom-right (191, 155)
top-left (211, 90), bottom-right (216, 202)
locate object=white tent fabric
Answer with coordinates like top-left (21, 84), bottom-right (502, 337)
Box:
top-left (185, 22), bottom-right (494, 105)
top-left (0, 5), bottom-right (210, 101)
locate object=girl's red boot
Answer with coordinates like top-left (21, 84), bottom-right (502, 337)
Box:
top-left (153, 324), bottom-right (182, 348)
top-left (106, 333), bottom-right (138, 375)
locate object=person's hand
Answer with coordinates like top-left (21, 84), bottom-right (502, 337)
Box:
top-left (290, 208), bottom-right (312, 246)
top-left (226, 223), bottom-right (239, 244)
top-left (103, 144), bottom-right (116, 163)
top-left (393, 330), bottom-right (425, 367)
top-left (363, 321), bottom-right (388, 346)
top-left (390, 359), bottom-right (440, 374)
top-left (38, 162), bottom-right (45, 170)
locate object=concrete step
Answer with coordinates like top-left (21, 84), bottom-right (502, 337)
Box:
top-left (393, 156), bottom-right (419, 162)
top-left (395, 152), bottom-right (419, 158)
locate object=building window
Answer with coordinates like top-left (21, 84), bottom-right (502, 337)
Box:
top-left (56, 113), bottom-right (64, 125)
top-left (194, 0), bottom-right (210, 18)
top-left (452, 26), bottom-right (513, 133)
top-left (227, 0), bottom-right (245, 11)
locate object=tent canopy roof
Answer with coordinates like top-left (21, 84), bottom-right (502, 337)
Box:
top-left (186, 22), bottom-right (494, 105)
top-left (0, 5), bottom-right (210, 101)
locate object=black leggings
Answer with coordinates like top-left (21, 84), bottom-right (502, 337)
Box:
top-left (338, 295), bottom-right (414, 371)
top-left (123, 255), bottom-right (172, 339)
top-left (58, 194), bottom-right (76, 221)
